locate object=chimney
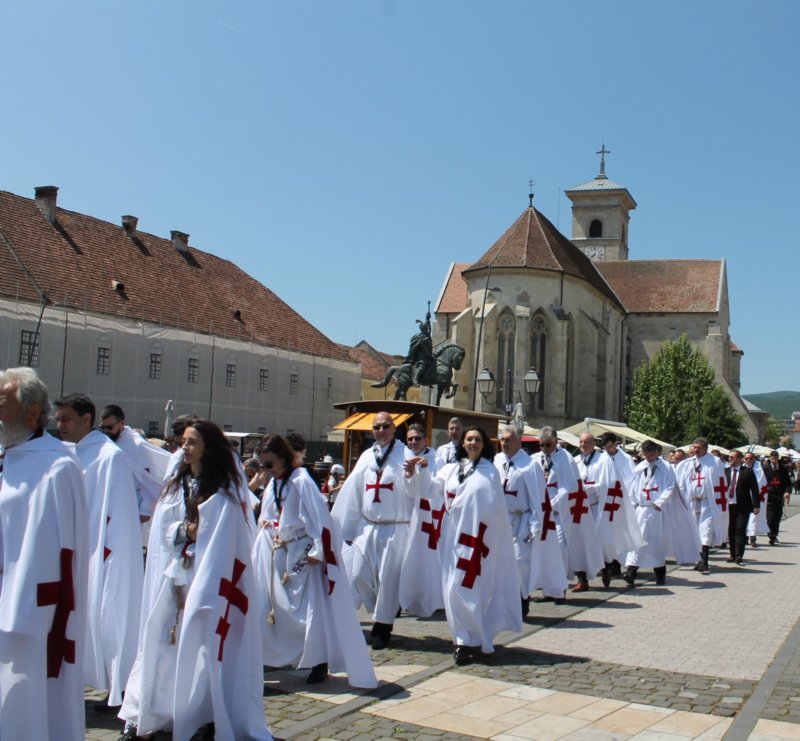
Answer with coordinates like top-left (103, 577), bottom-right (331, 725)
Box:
top-left (34, 185), bottom-right (58, 224)
top-left (121, 215), bottom-right (138, 237)
top-left (171, 230), bottom-right (190, 253)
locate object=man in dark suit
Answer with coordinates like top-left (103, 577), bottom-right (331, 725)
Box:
top-left (764, 451), bottom-right (792, 544)
top-left (726, 450), bottom-right (760, 564)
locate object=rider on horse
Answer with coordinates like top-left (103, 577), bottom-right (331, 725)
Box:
top-left (404, 304), bottom-right (433, 386)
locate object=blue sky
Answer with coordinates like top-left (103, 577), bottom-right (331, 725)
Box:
top-left (1, 1), bottom-right (797, 396)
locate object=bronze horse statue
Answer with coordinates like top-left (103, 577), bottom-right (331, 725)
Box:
top-left (371, 342), bottom-right (466, 405)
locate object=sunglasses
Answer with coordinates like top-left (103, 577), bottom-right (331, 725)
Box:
top-left (99, 423), bottom-right (118, 431)
top-left (372, 423), bottom-right (392, 431)
top-left (406, 436), bottom-right (423, 442)
top-left (260, 462), bottom-right (273, 470)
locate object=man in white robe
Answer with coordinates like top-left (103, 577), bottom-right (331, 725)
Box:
top-left (99, 404), bottom-right (171, 521)
top-left (494, 425), bottom-right (540, 617)
top-left (676, 437), bottom-right (727, 572)
top-left (0, 367), bottom-right (88, 741)
top-left (400, 424), bottom-right (444, 617)
top-left (599, 431), bottom-right (637, 578)
top-left (332, 412), bottom-right (412, 649)
top-left (624, 441), bottom-right (679, 586)
top-left (435, 416), bottom-right (463, 468)
top-left (534, 427), bottom-right (604, 593)
top-left (55, 393), bottom-right (143, 710)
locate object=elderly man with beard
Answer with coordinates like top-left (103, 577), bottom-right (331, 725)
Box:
top-left (0, 368), bottom-right (88, 741)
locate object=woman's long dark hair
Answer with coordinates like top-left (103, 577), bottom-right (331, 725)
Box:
top-left (166, 419), bottom-right (242, 523)
top-left (258, 434), bottom-right (296, 474)
top-left (455, 425), bottom-right (496, 462)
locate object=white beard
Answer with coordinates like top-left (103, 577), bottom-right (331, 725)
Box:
top-left (0, 418), bottom-right (31, 449)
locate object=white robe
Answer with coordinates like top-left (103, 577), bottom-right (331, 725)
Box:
top-left (747, 461), bottom-right (769, 536)
top-left (535, 448), bottom-right (605, 578)
top-left (676, 454), bottom-right (728, 546)
top-left (421, 458), bottom-right (521, 651)
top-left (252, 468), bottom-right (376, 688)
top-left (121, 484), bottom-right (271, 740)
top-left (331, 441), bottom-right (413, 624)
top-left (625, 460), bottom-right (677, 568)
top-left (114, 426), bottom-right (171, 517)
top-left (526, 460), bottom-right (568, 599)
top-left (494, 450), bottom-right (540, 598)
top-left (400, 447), bottom-right (445, 617)
top-left (0, 432), bottom-right (88, 741)
top-left (435, 440), bottom-right (459, 468)
top-left (74, 429), bottom-right (143, 705)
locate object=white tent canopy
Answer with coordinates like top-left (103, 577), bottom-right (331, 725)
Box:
top-left (559, 417), bottom-right (675, 453)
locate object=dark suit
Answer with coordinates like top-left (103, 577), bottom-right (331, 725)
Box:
top-left (725, 465), bottom-right (760, 561)
top-left (764, 462), bottom-right (792, 542)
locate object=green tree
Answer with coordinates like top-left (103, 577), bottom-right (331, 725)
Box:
top-left (625, 334), bottom-right (744, 446)
top-left (764, 416), bottom-right (785, 447)
top-left (686, 385), bottom-right (746, 448)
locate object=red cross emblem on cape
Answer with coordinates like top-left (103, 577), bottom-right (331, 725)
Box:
top-left (103, 515), bottom-right (111, 561)
top-left (365, 470), bottom-right (393, 503)
top-left (568, 480), bottom-right (589, 524)
top-left (759, 485), bottom-right (767, 504)
top-left (713, 477), bottom-right (728, 512)
top-left (216, 559), bottom-right (249, 661)
top-left (321, 527), bottom-right (337, 595)
top-left (37, 548), bottom-right (76, 678)
top-left (642, 484), bottom-right (659, 502)
top-left (502, 478), bottom-right (518, 497)
top-left (604, 481), bottom-right (624, 521)
top-left (456, 522), bottom-right (490, 589)
top-left (419, 498), bottom-right (445, 550)
top-left (541, 491), bottom-right (557, 540)
top-left (691, 470), bottom-right (705, 488)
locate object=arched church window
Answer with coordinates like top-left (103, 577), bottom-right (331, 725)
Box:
top-left (589, 219), bottom-right (603, 238)
top-left (530, 314), bottom-right (547, 410)
top-left (496, 311), bottom-right (515, 410)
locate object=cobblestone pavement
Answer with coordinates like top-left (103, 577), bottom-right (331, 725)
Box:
top-left (86, 499), bottom-right (800, 740)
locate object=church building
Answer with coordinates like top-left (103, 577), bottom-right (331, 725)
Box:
top-left (433, 150), bottom-right (757, 440)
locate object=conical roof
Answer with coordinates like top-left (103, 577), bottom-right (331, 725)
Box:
top-left (462, 205), bottom-right (625, 310)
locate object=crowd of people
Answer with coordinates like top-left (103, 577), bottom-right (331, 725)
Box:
top-left (0, 367), bottom-right (795, 740)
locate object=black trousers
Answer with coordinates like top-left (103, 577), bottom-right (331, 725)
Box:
top-left (727, 503), bottom-right (749, 560)
top-left (766, 494), bottom-right (784, 540)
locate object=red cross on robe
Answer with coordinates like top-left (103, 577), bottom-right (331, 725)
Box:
top-left (321, 526), bottom-right (337, 595)
top-left (419, 498), bottom-right (445, 550)
top-left (713, 477), bottom-right (728, 512)
top-left (604, 481), bottom-right (624, 521)
top-left (365, 470), bottom-right (393, 503)
top-left (456, 522), bottom-right (490, 589)
top-left (103, 515), bottom-right (111, 561)
top-left (502, 478), bottom-right (518, 497)
top-left (691, 470), bottom-right (705, 488)
top-left (446, 490), bottom-right (456, 503)
top-left (216, 558), bottom-right (249, 661)
top-left (642, 484), bottom-right (659, 502)
top-left (37, 548), bottom-right (76, 678)
top-left (541, 492), bottom-right (557, 540)
top-left (568, 480), bottom-right (589, 524)
top-left (759, 485), bottom-right (767, 504)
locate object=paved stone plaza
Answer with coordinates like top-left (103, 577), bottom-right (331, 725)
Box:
top-left (86, 503), bottom-right (800, 740)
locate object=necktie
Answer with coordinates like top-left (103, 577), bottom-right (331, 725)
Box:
top-left (730, 469), bottom-right (738, 500)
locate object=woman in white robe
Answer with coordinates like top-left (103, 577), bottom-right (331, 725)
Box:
top-left (252, 435), bottom-right (376, 688)
top-left (119, 420), bottom-right (272, 741)
top-left (407, 426), bottom-right (520, 665)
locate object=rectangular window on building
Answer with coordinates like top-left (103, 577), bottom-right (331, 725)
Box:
top-left (226, 364), bottom-right (236, 387)
top-left (257, 426), bottom-right (266, 435)
top-left (259, 368), bottom-right (269, 391)
top-left (19, 330), bottom-right (40, 367)
top-left (187, 357), bottom-right (199, 383)
top-left (147, 421), bottom-right (159, 437)
top-left (96, 347), bottom-right (111, 375)
top-left (223, 424), bottom-right (233, 432)
top-left (149, 353), bottom-right (162, 380)
top-left (289, 372), bottom-right (298, 395)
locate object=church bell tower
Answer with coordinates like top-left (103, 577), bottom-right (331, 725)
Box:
top-left (565, 145), bottom-right (636, 262)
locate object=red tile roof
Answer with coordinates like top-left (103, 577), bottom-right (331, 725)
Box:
top-left (338, 343), bottom-right (391, 381)
top-left (0, 190), bottom-right (351, 361)
top-left (436, 263), bottom-right (471, 314)
top-left (463, 206), bottom-right (625, 310)
top-left (596, 259), bottom-right (722, 313)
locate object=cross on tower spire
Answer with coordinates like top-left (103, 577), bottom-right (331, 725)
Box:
top-left (596, 143), bottom-right (610, 179)
top-left (528, 178), bottom-right (535, 207)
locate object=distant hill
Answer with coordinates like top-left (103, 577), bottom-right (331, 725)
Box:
top-left (742, 391), bottom-right (800, 420)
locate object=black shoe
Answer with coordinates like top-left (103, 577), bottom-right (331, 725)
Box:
top-left (701, 561), bottom-right (709, 573)
top-left (622, 568), bottom-right (636, 586)
top-left (454, 645), bottom-right (473, 666)
top-left (307, 662), bottom-right (329, 684)
top-left (736, 559), bottom-right (744, 565)
top-left (521, 596), bottom-right (530, 618)
top-left (654, 567), bottom-right (666, 585)
top-left (609, 559), bottom-right (622, 576)
top-left (726, 557), bottom-right (736, 563)
top-left (749, 536), bottom-right (757, 546)
top-left (601, 568), bottom-right (611, 588)
top-left (189, 724), bottom-right (215, 741)
top-left (370, 622), bottom-right (392, 650)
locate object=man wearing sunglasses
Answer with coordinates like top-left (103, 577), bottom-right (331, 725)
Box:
top-left (332, 412), bottom-right (412, 649)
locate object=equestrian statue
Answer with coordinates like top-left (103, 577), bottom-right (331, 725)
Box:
top-left (371, 303), bottom-right (466, 405)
